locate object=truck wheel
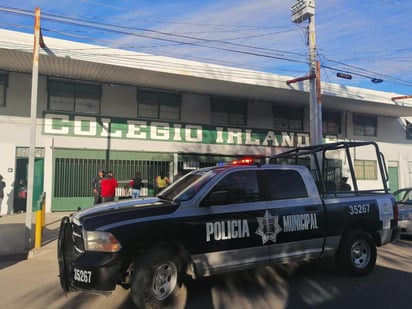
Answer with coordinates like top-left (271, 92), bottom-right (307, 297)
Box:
top-left (131, 247), bottom-right (187, 309)
top-left (337, 229), bottom-right (377, 277)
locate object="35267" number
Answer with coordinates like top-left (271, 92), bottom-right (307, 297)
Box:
top-left (349, 203), bottom-right (370, 215)
top-left (74, 268), bottom-right (92, 283)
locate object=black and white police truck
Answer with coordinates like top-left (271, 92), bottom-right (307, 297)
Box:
top-left (58, 141), bottom-right (400, 309)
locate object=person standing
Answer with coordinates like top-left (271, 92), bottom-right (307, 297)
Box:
top-left (100, 170), bottom-right (118, 202)
top-left (129, 172), bottom-right (143, 198)
top-left (91, 170), bottom-right (105, 204)
top-left (14, 179), bottom-right (27, 213)
top-left (155, 171), bottom-right (169, 194)
top-left (0, 175), bottom-right (5, 214)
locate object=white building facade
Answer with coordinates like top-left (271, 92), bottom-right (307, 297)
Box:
top-left (1, 29), bottom-right (412, 213)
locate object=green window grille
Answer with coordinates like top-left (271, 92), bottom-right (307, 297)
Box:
top-left (54, 158), bottom-right (170, 198)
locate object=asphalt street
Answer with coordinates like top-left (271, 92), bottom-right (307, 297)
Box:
top-left (1, 212), bottom-right (412, 309)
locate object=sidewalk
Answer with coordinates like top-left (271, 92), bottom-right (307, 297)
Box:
top-left (0, 211), bottom-right (72, 260)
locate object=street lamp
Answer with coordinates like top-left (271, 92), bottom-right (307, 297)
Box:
top-left (291, 0), bottom-right (314, 23)
top-left (336, 72), bottom-right (352, 80)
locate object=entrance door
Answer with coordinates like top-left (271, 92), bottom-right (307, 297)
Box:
top-left (14, 157), bottom-right (44, 212)
top-left (388, 166), bottom-right (399, 192)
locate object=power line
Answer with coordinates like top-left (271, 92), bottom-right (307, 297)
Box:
top-left (0, 6), bottom-right (309, 65)
top-left (320, 57), bottom-right (412, 87)
top-left (0, 5), bottom-right (411, 90)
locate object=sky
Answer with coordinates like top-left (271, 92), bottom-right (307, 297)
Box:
top-left (0, 0), bottom-right (412, 96)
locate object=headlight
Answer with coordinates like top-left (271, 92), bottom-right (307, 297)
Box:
top-left (83, 231), bottom-right (122, 252)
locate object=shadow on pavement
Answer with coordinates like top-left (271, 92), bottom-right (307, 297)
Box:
top-left (0, 212), bottom-right (69, 268)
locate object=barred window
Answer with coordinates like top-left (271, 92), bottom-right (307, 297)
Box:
top-left (273, 105), bottom-right (303, 130)
top-left (354, 160), bottom-right (377, 180)
top-left (48, 78), bottom-right (101, 114)
top-left (211, 97), bottom-right (248, 125)
top-left (323, 111), bottom-right (341, 134)
top-left (353, 114), bottom-right (377, 136)
top-left (53, 157), bottom-right (169, 198)
top-left (0, 71), bottom-right (8, 107)
top-left (137, 89), bottom-right (181, 120)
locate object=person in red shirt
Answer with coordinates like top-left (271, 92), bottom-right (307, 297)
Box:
top-left (100, 171), bottom-right (118, 202)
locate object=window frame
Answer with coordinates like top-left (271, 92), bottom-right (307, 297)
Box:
top-left (353, 114), bottom-right (377, 137)
top-left (261, 169), bottom-right (308, 200)
top-left (408, 161), bottom-right (412, 185)
top-left (210, 97), bottom-right (248, 126)
top-left (0, 71), bottom-right (8, 107)
top-left (354, 159), bottom-right (377, 180)
top-left (47, 78), bottom-right (101, 114)
top-left (272, 104), bottom-right (304, 131)
top-left (205, 170), bottom-right (260, 205)
top-left (322, 110), bottom-right (342, 134)
top-left (137, 88), bottom-right (181, 121)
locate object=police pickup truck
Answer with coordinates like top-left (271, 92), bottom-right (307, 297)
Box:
top-left (58, 141), bottom-right (400, 309)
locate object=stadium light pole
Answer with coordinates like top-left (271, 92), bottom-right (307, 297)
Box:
top-left (291, 0), bottom-right (322, 145)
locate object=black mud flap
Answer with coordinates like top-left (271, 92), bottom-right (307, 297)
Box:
top-left (57, 216), bottom-right (75, 294)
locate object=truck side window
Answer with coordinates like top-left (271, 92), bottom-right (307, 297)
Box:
top-left (202, 170), bottom-right (259, 206)
top-left (263, 170), bottom-right (308, 200)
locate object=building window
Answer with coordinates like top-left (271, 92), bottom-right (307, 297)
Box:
top-left (323, 111), bottom-right (341, 134)
top-left (0, 71), bottom-right (8, 107)
top-left (137, 89), bottom-right (181, 120)
top-left (211, 97), bottom-right (247, 125)
top-left (353, 114), bottom-right (377, 136)
top-left (273, 105), bottom-right (303, 130)
top-left (406, 120), bottom-right (412, 140)
top-left (354, 160), bottom-right (377, 180)
top-left (48, 78), bottom-right (101, 114)
top-left (409, 161), bottom-right (412, 185)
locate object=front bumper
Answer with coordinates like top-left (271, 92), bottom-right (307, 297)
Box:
top-left (57, 216), bottom-right (122, 293)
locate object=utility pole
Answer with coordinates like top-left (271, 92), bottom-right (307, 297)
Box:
top-left (25, 7), bottom-right (41, 250)
top-left (291, 0), bottom-right (322, 145)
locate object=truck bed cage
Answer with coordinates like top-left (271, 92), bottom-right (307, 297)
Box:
top-left (269, 141), bottom-right (390, 196)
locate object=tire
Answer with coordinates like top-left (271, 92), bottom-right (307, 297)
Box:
top-left (336, 229), bottom-right (377, 277)
top-left (131, 247), bottom-right (187, 309)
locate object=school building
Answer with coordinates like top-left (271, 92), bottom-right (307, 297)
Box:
top-left (0, 29), bottom-right (411, 213)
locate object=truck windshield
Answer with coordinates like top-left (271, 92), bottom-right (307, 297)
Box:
top-left (157, 169), bottom-right (220, 202)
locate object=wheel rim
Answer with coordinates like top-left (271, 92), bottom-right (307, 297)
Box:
top-left (350, 239), bottom-right (370, 269)
top-left (152, 261), bottom-right (178, 300)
